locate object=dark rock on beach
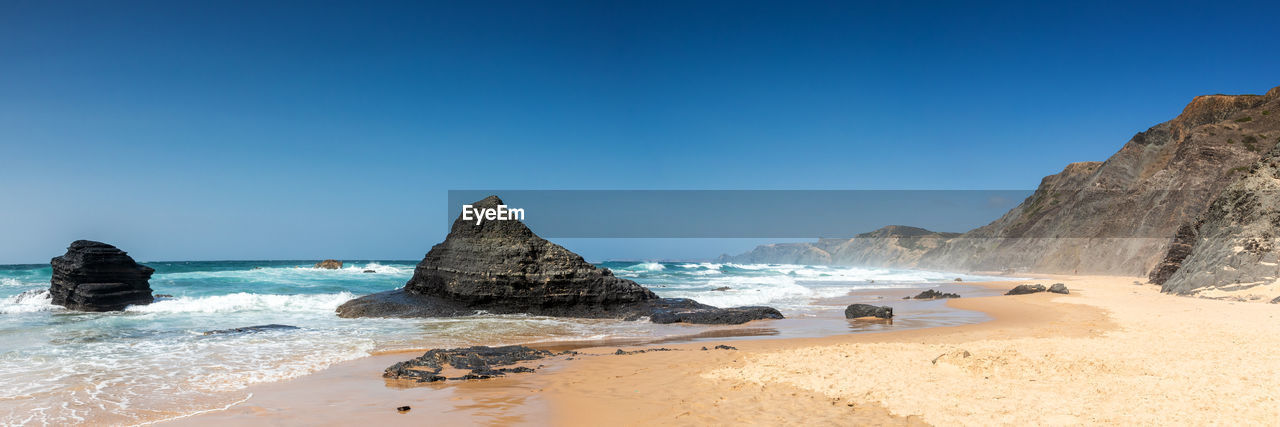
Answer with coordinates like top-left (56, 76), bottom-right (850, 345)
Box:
top-left (845, 304), bottom-right (893, 319)
top-left (202, 324), bottom-right (300, 335)
top-left (384, 345), bottom-right (554, 383)
top-left (314, 259), bottom-right (343, 269)
top-left (337, 196), bottom-right (783, 324)
top-left (1005, 284), bottom-right (1047, 295)
top-left (912, 289), bottom-right (960, 299)
top-left (1048, 283), bottom-right (1069, 294)
top-left (647, 300), bottom-right (783, 324)
top-left (49, 240), bottom-right (155, 312)
top-left (396, 406), bottom-right (411, 413)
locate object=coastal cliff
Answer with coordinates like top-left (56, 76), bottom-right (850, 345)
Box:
top-left (723, 86), bottom-right (1280, 277)
top-left (1156, 140), bottom-right (1280, 298)
top-left (715, 225), bottom-right (958, 267)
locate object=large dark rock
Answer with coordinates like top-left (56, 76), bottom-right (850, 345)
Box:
top-left (337, 196), bottom-right (782, 324)
top-left (647, 299), bottom-right (784, 324)
top-left (1005, 284), bottom-right (1047, 295)
top-left (49, 240), bottom-right (155, 312)
top-left (1047, 283), bottom-right (1070, 294)
top-left (844, 304), bottom-right (893, 319)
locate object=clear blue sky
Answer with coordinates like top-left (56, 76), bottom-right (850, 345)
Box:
top-left (2, 0), bottom-right (1278, 264)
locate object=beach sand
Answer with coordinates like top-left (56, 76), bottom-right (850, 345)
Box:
top-left (171, 276), bottom-right (1280, 426)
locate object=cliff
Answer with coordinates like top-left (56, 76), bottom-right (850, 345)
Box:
top-left (716, 225), bottom-right (959, 267)
top-left (721, 85), bottom-right (1280, 277)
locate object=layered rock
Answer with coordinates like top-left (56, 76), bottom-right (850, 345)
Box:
top-left (1158, 142), bottom-right (1280, 297)
top-left (338, 196), bottom-right (782, 324)
top-left (49, 240), bottom-right (155, 311)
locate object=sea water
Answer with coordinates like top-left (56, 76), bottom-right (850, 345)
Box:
top-left (0, 260), bottom-right (1010, 425)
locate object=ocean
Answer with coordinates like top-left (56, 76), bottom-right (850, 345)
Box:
top-left (0, 260), bottom-right (1011, 425)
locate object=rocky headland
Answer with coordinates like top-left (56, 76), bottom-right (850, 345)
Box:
top-left (337, 196), bottom-right (782, 324)
top-left (721, 85), bottom-right (1280, 298)
top-left (49, 240), bottom-right (155, 312)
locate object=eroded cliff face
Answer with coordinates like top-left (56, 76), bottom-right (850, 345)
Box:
top-left (722, 86), bottom-right (1280, 276)
top-left (1157, 141), bottom-right (1280, 298)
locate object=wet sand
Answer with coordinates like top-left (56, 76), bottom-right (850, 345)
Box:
top-left (170, 276), bottom-right (1280, 425)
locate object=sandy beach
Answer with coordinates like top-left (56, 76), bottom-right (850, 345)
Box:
top-left (166, 275), bottom-right (1280, 426)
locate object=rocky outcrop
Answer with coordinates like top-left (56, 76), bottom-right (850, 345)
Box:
top-left (384, 345), bottom-right (556, 383)
top-left (49, 240), bottom-right (155, 312)
top-left (844, 304), bottom-right (893, 319)
top-left (1048, 283), bottom-right (1069, 294)
top-left (717, 86), bottom-right (1280, 277)
top-left (1148, 223), bottom-right (1201, 285)
top-left (1158, 142), bottom-right (1280, 297)
top-left (648, 302), bottom-right (783, 324)
top-left (338, 196), bottom-right (782, 324)
top-left (912, 289), bottom-right (960, 299)
top-left (314, 260), bottom-right (343, 269)
top-left (717, 225), bottom-right (959, 266)
top-left (1005, 284), bottom-right (1047, 295)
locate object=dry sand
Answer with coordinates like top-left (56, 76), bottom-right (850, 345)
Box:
top-left (172, 276), bottom-right (1280, 426)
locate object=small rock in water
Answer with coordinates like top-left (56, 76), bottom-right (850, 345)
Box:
top-left (203, 324), bottom-right (300, 335)
top-left (153, 294), bottom-right (174, 298)
top-left (363, 270), bottom-right (376, 273)
top-left (396, 406), bottom-right (411, 413)
top-left (844, 304), bottom-right (893, 319)
top-left (1005, 284), bottom-right (1047, 295)
top-left (1048, 283), bottom-right (1069, 294)
top-left (314, 259), bottom-right (343, 269)
top-left (954, 277), bottom-right (963, 282)
top-left (711, 286), bottom-right (731, 291)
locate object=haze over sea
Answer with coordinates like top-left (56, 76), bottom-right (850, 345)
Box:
top-left (0, 259), bottom-right (1007, 424)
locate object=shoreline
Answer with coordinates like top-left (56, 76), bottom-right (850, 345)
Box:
top-left (161, 277), bottom-right (1045, 425)
top-left (168, 275), bottom-right (1280, 425)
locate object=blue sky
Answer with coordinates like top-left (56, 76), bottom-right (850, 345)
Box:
top-left (2, 0), bottom-right (1278, 263)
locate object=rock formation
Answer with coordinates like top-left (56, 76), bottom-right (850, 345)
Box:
top-left (315, 259), bottom-right (343, 269)
top-left (844, 304), bottom-right (893, 319)
top-left (384, 345), bottom-right (556, 383)
top-left (49, 240), bottom-right (155, 311)
top-left (719, 86), bottom-right (1280, 277)
top-left (912, 289), bottom-right (960, 299)
top-left (1048, 283), bottom-right (1069, 294)
top-left (1157, 142), bottom-right (1280, 297)
top-left (1005, 284), bottom-right (1046, 295)
top-left (337, 196), bottom-right (783, 324)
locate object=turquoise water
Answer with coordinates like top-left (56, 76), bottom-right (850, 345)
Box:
top-left (0, 260), bottom-right (1011, 425)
